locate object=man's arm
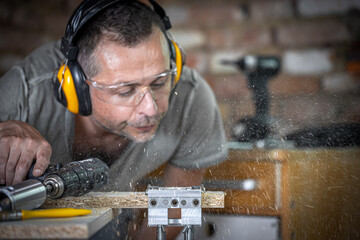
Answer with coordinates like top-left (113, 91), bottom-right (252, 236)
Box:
top-left (0, 66), bottom-right (52, 186)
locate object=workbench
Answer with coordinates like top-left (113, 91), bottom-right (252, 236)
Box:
top-left (1, 145), bottom-right (359, 240)
top-left (0, 208), bottom-right (118, 239)
top-left (0, 190), bottom-right (223, 239)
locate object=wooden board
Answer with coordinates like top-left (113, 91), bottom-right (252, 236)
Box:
top-left (0, 208), bottom-right (113, 239)
top-left (43, 191), bottom-right (225, 209)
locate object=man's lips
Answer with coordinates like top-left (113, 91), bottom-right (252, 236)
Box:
top-left (134, 124), bottom-right (155, 132)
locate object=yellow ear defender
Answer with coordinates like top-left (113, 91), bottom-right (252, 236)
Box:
top-left (171, 40), bottom-right (186, 86)
top-left (53, 59), bottom-right (91, 115)
top-left (56, 65), bottom-right (79, 114)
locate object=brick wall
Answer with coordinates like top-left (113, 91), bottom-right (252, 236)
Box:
top-left (1, 0), bottom-right (360, 140)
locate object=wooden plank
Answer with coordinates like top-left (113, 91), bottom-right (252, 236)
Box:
top-left (43, 191), bottom-right (225, 209)
top-left (0, 208), bottom-right (113, 239)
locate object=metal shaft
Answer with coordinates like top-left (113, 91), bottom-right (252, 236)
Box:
top-left (0, 210), bottom-right (22, 221)
top-left (183, 225), bottom-right (194, 240)
top-left (156, 225), bottom-right (166, 240)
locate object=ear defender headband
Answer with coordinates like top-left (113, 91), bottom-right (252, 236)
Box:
top-left (53, 0), bottom-right (186, 116)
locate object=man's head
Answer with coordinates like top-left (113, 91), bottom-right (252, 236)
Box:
top-left (74, 0), bottom-right (173, 142)
top-left (76, 0), bottom-right (167, 79)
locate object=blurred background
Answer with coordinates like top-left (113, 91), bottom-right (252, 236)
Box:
top-left (0, 0), bottom-right (360, 139)
top-left (1, 1), bottom-right (360, 239)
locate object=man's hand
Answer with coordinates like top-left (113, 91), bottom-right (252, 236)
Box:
top-left (0, 120), bottom-right (51, 185)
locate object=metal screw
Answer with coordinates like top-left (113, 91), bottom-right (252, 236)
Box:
top-left (181, 200), bottom-right (187, 206)
top-left (150, 199), bottom-right (157, 206)
top-left (171, 199), bottom-right (178, 207)
top-left (192, 199), bottom-right (199, 206)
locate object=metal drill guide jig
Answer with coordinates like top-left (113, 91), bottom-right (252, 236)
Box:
top-left (146, 186), bottom-right (203, 240)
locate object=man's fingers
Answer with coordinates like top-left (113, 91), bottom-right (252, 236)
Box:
top-left (33, 146), bottom-right (51, 177)
top-left (0, 139), bottom-right (10, 185)
top-left (6, 143), bottom-right (21, 185)
top-left (0, 121), bottom-right (52, 185)
top-left (12, 149), bottom-right (35, 185)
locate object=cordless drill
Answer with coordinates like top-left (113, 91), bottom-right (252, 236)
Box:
top-left (0, 158), bottom-right (109, 211)
top-left (222, 55), bottom-right (281, 142)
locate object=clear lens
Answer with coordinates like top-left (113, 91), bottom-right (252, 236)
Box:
top-left (87, 70), bottom-right (175, 106)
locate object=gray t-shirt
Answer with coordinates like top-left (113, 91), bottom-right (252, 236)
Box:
top-left (0, 41), bottom-right (228, 191)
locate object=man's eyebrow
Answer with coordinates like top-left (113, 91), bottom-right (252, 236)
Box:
top-left (120, 75), bottom-right (165, 86)
top-left (111, 69), bottom-right (170, 86)
top-left (119, 81), bottom-right (141, 86)
top-left (109, 79), bottom-right (141, 87)
top-left (150, 75), bottom-right (164, 83)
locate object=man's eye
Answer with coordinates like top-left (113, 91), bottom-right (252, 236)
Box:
top-left (151, 77), bottom-right (168, 89)
top-left (152, 82), bottom-right (166, 88)
top-left (116, 87), bottom-right (136, 97)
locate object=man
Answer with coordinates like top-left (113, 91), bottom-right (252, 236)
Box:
top-left (1, 1), bottom-right (227, 238)
top-left (0, 0), bottom-right (226, 192)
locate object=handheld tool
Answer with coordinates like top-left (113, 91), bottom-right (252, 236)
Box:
top-left (0, 158), bottom-right (109, 211)
top-left (222, 55), bottom-right (281, 142)
top-left (0, 208), bottom-right (91, 221)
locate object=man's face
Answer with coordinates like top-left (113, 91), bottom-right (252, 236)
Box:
top-left (88, 29), bottom-right (171, 142)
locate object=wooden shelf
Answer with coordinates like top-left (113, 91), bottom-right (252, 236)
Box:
top-left (207, 148), bottom-right (360, 240)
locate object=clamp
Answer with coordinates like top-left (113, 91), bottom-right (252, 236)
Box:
top-left (146, 186), bottom-right (203, 240)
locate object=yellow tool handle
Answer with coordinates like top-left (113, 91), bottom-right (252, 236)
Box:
top-left (21, 208), bottom-right (92, 219)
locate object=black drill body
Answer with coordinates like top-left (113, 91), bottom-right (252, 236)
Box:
top-left (43, 158), bottom-right (109, 199)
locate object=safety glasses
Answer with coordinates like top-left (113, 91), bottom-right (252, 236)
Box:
top-left (86, 67), bottom-right (177, 106)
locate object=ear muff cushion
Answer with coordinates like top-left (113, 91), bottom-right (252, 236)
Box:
top-left (69, 61), bottom-right (92, 115)
top-left (171, 40), bottom-right (185, 85)
top-left (56, 63), bottom-right (80, 114)
top-left (55, 61), bottom-right (92, 115)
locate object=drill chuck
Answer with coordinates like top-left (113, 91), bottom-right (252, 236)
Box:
top-left (43, 175), bottom-right (64, 199)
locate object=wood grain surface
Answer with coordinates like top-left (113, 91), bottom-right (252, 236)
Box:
top-left (0, 208), bottom-right (113, 239)
top-left (42, 191), bottom-right (225, 209)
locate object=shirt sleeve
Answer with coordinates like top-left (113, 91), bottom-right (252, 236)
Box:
top-left (169, 69), bottom-right (228, 169)
top-left (0, 66), bottom-right (29, 122)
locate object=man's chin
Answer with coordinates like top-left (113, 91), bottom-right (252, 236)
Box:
top-left (124, 122), bottom-right (160, 143)
top-left (125, 131), bottom-right (156, 143)
top-left (119, 125), bottom-right (157, 143)
top-left (133, 133), bottom-right (156, 143)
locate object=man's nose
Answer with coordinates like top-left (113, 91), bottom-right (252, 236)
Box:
top-left (136, 89), bottom-right (157, 116)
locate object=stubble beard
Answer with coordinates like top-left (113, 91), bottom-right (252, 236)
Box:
top-left (91, 112), bottom-right (165, 143)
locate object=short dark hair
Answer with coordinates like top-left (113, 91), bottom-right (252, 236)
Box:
top-left (76, 0), bottom-right (166, 78)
